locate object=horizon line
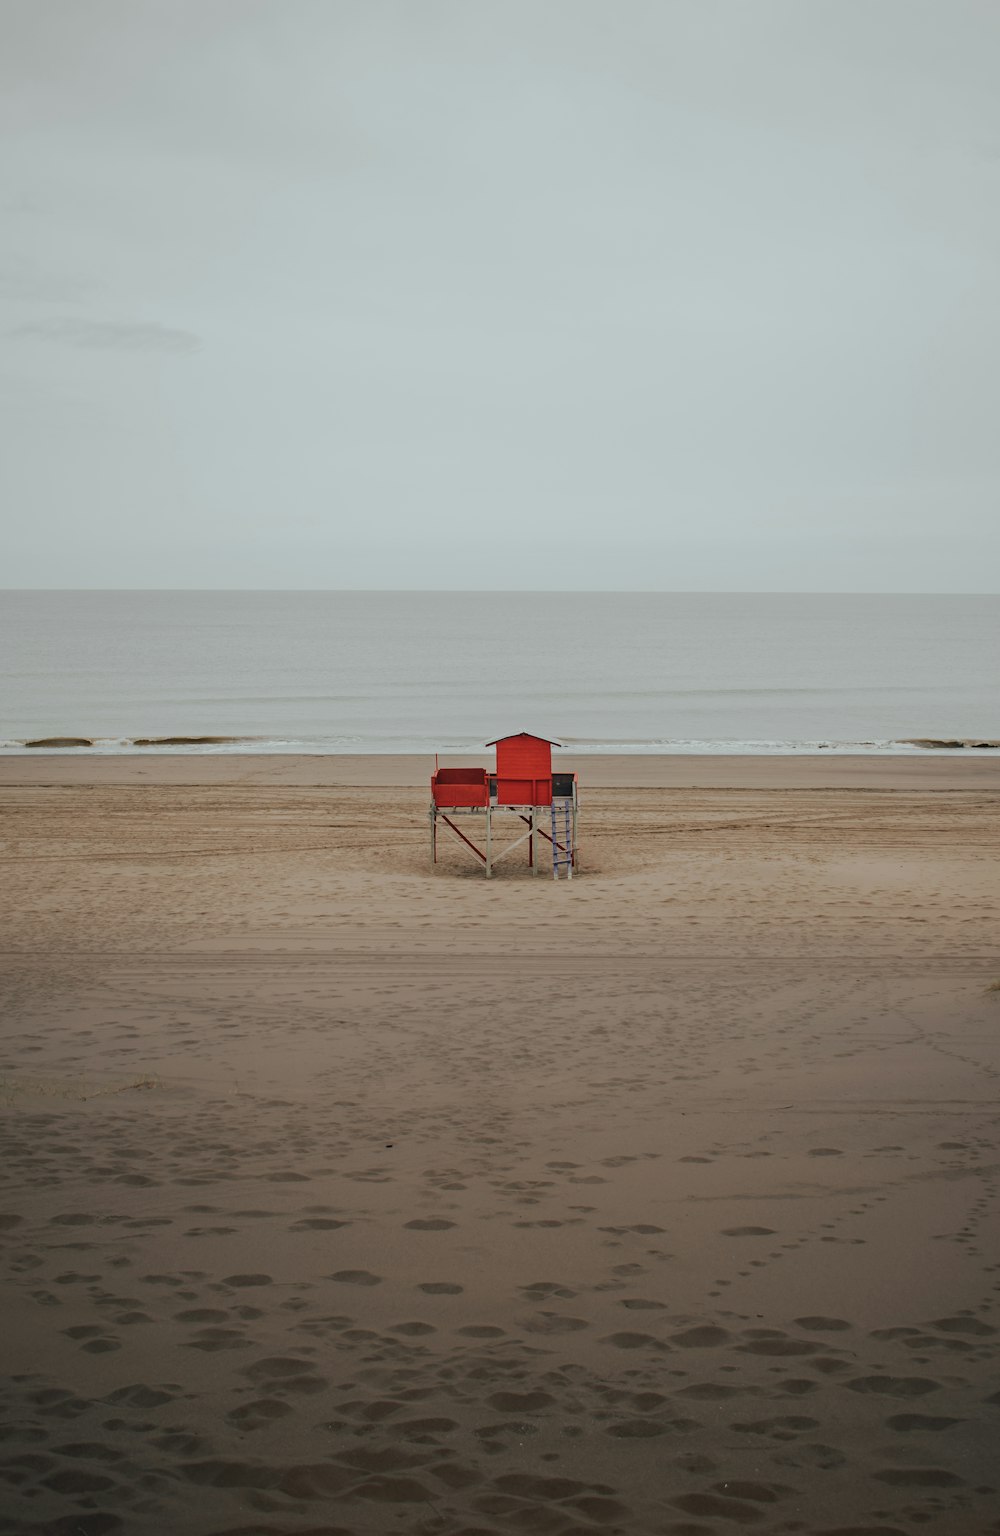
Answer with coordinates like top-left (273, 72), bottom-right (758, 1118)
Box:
top-left (4, 588), bottom-right (999, 598)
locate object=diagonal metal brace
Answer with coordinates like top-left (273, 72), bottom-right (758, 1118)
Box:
top-left (437, 814), bottom-right (487, 864)
top-left (518, 814), bottom-right (570, 855)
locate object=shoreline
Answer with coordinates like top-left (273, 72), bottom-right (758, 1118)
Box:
top-left (1, 750), bottom-right (997, 790)
top-left (6, 735), bottom-right (1000, 757)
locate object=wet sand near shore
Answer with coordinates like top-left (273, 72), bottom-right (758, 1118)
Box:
top-left (1, 756), bottom-right (999, 1535)
top-left (2, 749), bottom-right (998, 790)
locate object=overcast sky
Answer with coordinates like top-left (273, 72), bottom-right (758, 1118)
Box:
top-left (2, 0), bottom-right (999, 590)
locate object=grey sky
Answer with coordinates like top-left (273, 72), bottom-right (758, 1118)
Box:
top-left (2, 0), bottom-right (998, 590)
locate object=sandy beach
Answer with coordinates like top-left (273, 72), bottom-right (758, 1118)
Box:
top-left (1, 753), bottom-right (999, 1536)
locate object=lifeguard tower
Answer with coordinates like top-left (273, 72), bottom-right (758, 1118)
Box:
top-left (430, 733), bottom-right (578, 879)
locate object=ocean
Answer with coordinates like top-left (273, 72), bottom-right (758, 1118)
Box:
top-left (1, 591), bottom-right (997, 754)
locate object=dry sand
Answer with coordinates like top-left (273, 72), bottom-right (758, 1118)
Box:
top-left (1, 754), bottom-right (999, 1536)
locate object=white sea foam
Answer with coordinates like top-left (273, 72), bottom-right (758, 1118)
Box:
top-left (3, 735), bottom-right (997, 757)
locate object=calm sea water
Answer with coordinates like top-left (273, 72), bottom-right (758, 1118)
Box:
top-left (1, 591), bottom-right (997, 754)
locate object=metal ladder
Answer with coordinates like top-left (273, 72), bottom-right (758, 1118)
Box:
top-left (550, 797), bottom-right (574, 880)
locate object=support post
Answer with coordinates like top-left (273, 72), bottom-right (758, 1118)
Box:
top-left (430, 806), bottom-right (437, 866)
top-left (529, 808), bottom-right (535, 874)
top-left (485, 804), bottom-right (492, 879)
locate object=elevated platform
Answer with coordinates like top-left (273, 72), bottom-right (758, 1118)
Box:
top-left (430, 780), bottom-right (578, 879)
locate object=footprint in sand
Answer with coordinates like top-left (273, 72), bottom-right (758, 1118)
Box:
top-left (931, 1314), bottom-right (996, 1336)
top-left (873, 1467), bottom-right (964, 1487)
top-left (676, 1383), bottom-right (742, 1403)
top-left (846, 1375), bottom-right (941, 1397)
top-left (671, 1325), bottom-right (731, 1348)
top-left (225, 1397), bottom-right (293, 1430)
top-left (328, 1269), bottom-right (382, 1286)
top-left (519, 1313), bottom-right (589, 1335)
top-left (65, 1330), bottom-right (119, 1354)
top-left (606, 1419), bottom-right (669, 1438)
top-left (739, 1332), bottom-right (821, 1357)
top-left (487, 1390), bottom-right (556, 1412)
top-left (731, 1414), bottom-right (820, 1437)
top-left (492, 1472), bottom-right (592, 1499)
top-left (711, 1479), bottom-right (791, 1503)
top-left (242, 1357), bottom-right (327, 1393)
top-left (43, 1469), bottom-right (116, 1495)
top-left (602, 1331), bottom-right (669, 1351)
top-left (404, 1218), bottom-right (456, 1231)
top-left (671, 1490), bottom-right (781, 1523)
top-left (772, 1443), bottom-right (845, 1469)
top-left (774, 1379), bottom-right (821, 1397)
top-left (102, 1384), bottom-right (176, 1409)
top-left (185, 1327), bottom-right (251, 1352)
top-left (886, 1413), bottom-right (964, 1432)
top-left (519, 1281), bottom-right (577, 1300)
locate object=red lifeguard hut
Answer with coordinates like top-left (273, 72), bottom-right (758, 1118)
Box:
top-left (489, 732), bottom-right (553, 807)
top-left (430, 733), bottom-right (578, 879)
